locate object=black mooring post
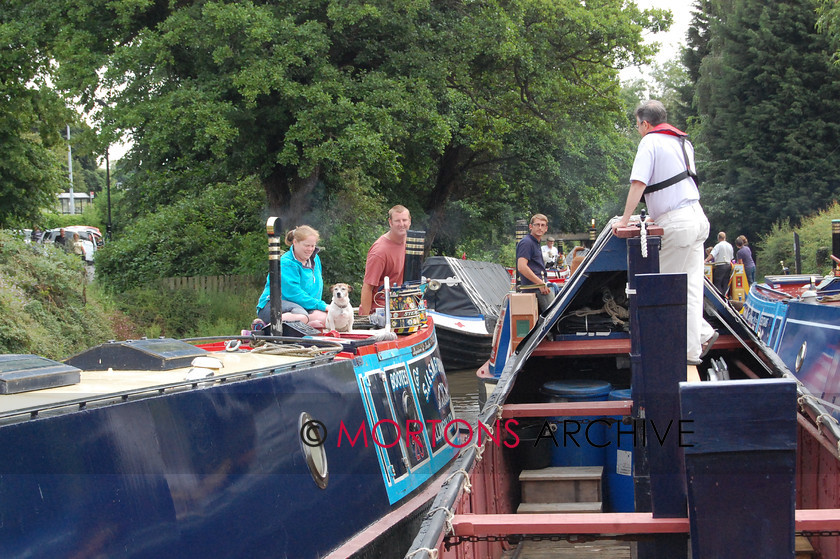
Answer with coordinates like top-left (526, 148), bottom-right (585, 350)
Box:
top-left (514, 219), bottom-right (528, 288)
top-left (833, 219), bottom-right (840, 275)
top-left (404, 230), bottom-right (425, 283)
top-left (267, 217), bottom-right (283, 335)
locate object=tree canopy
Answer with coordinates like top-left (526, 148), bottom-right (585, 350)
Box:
top-left (0, 3), bottom-right (68, 227)
top-left (691, 0), bottom-right (840, 242)
top-left (3, 0), bottom-right (668, 251)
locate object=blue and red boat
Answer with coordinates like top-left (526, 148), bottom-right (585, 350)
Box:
top-left (405, 219), bottom-right (840, 559)
top-left (0, 219), bottom-right (458, 559)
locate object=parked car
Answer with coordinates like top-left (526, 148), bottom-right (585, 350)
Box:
top-left (39, 227), bottom-right (102, 260)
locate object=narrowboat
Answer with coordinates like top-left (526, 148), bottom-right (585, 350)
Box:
top-left (422, 256), bottom-right (512, 370)
top-left (405, 219), bottom-right (840, 558)
top-left (742, 222), bottom-right (840, 422)
top-left (0, 219), bottom-right (458, 559)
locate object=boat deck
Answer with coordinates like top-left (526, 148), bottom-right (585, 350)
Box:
top-left (502, 539), bottom-right (630, 558)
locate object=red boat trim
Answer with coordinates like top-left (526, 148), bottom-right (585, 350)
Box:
top-left (531, 339), bottom-right (630, 357)
top-left (355, 316), bottom-right (435, 357)
top-left (451, 509), bottom-right (840, 536)
top-left (531, 334), bottom-right (743, 358)
top-left (798, 413), bottom-right (840, 460)
top-left (452, 512), bottom-right (689, 535)
top-left (796, 509), bottom-right (840, 531)
top-left (501, 401), bottom-right (632, 418)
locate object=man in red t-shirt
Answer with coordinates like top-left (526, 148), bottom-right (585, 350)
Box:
top-left (359, 205), bottom-right (411, 316)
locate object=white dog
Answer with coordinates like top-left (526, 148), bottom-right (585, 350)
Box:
top-left (325, 283), bottom-right (355, 332)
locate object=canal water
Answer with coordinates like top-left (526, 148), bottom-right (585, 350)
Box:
top-left (447, 367), bottom-right (482, 426)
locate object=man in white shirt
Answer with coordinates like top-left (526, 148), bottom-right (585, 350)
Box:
top-left (705, 231), bottom-right (734, 294)
top-left (541, 236), bottom-right (559, 268)
top-left (612, 100), bottom-right (717, 365)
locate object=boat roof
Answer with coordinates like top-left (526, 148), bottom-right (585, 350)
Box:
top-left (0, 346), bottom-right (316, 423)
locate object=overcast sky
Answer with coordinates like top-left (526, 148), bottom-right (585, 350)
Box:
top-left (621, 1), bottom-right (693, 81)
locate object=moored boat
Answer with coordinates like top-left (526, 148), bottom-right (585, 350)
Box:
top-left (405, 220), bottom-right (840, 558)
top-left (0, 219), bottom-right (458, 559)
top-left (422, 256), bottom-right (512, 370)
top-left (743, 250), bottom-right (840, 421)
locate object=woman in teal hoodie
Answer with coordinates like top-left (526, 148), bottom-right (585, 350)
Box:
top-left (257, 225), bottom-right (328, 329)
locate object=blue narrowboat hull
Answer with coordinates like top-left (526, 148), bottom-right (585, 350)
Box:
top-left (0, 325), bottom-right (457, 558)
top-left (744, 276), bottom-right (840, 415)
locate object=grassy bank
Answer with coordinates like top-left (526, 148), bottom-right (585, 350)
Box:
top-left (0, 232), bottom-right (261, 360)
top-left (0, 233), bottom-right (116, 360)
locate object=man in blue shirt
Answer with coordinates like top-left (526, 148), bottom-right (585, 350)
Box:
top-left (516, 213), bottom-right (558, 312)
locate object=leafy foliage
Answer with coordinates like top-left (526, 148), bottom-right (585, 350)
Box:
top-left (95, 177), bottom-right (267, 292)
top-left (757, 202), bottom-right (840, 279)
top-left (109, 286), bottom-right (262, 339)
top-left (18, 0), bottom-right (667, 252)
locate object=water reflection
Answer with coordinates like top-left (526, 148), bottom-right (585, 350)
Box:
top-left (446, 368), bottom-right (480, 426)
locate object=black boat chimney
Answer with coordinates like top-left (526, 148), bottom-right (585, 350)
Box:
top-left (514, 219), bottom-right (528, 288)
top-left (833, 219), bottom-right (840, 275)
top-left (266, 217), bottom-right (283, 335)
top-left (404, 230), bottom-right (425, 283)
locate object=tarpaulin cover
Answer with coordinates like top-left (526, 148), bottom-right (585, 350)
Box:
top-left (422, 257), bottom-right (511, 318)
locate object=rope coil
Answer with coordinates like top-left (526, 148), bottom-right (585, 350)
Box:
top-left (250, 341), bottom-right (339, 357)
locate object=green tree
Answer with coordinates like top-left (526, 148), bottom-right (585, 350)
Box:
top-left (695, 0), bottom-right (840, 242)
top-left (95, 177), bottom-right (266, 292)
top-left (25, 0), bottom-right (668, 245)
top-left (679, 0), bottom-right (714, 126)
top-left (0, 2), bottom-right (69, 227)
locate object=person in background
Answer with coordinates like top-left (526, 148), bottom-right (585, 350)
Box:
top-left (358, 205), bottom-right (411, 316)
top-left (54, 228), bottom-right (67, 250)
top-left (612, 99), bottom-right (717, 365)
top-left (30, 227), bottom-right (42, 243)
top-left (72, 233), bottom-right (85, 260)
top-left (541, 236), bottom-right (559, 268)
top-left (256, 225), bottom-right (328, 329)
top-left (705, 231), bottom-right (734, 295)
top-left (735, 235), bottom-right (756, 285)
top-left (79, 235), bottom-right (95, 281)
top-left (517, 213), bottom-right (558, 312)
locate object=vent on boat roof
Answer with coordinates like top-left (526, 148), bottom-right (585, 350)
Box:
top-left (64, 338), bottom-right (208, 371)
top-left (0, 355), bottom-right (81, 394)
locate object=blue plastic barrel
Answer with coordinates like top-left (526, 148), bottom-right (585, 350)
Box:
top-left (539, 380), bottom-right (612, 467)
top-left (605, 388), bottom-right (635, 512)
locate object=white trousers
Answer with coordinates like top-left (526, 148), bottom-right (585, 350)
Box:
top-left (655, 203), bottom-right (714, 362)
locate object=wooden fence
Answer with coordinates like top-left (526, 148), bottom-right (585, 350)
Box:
top-left (160, 274), bottom-right (263, 294)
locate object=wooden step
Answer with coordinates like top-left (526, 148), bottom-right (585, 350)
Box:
top-left (502, 539), bottom-right (631, 558)
top-left (517, 501), bottom-right (602, 514)
top-left (520, 466), bottom-right (602, 504)
top-left (795, 535), bottom-right (817, 558)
